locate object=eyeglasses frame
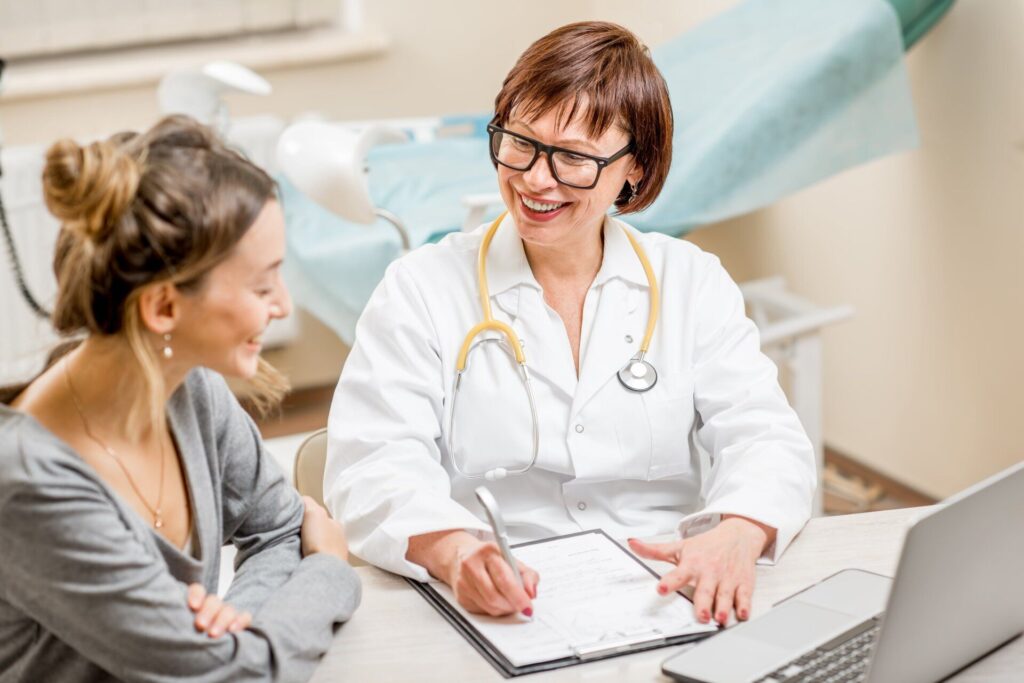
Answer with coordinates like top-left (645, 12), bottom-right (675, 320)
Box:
top-left (486, 124), bottom-right (634, 190)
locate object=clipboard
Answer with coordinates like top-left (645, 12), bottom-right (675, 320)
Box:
top-left (407, 529), bottom-right (718, 678)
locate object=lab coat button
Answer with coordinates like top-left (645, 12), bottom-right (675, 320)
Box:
top-left (624, 334), bottom-right (633, 343)
top-left (577, 501), bottom-right (587, 511)
top-left (574, 424), bottom-right (584, 433)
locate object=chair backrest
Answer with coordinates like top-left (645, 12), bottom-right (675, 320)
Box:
top-left (294, 428), bottom-right (329, 507)
top-left (292, 428), bottom-right (366, 567)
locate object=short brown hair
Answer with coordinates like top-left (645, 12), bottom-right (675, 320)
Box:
top-left (492, 21), bottom-right (673, 213)
top-left (39, 115), bottom-right (287, 429)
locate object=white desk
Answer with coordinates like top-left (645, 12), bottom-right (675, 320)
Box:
top-left (311, 508), bottom-right (1022, 682)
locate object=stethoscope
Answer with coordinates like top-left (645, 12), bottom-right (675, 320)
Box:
top-left (446, 212), bottom-right (661, 481)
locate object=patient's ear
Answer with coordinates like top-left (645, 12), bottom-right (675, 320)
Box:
top-left (136, 281), bottom-right (181, 335)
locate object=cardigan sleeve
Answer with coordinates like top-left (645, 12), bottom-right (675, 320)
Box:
top-left (0, 418), bottom-right (359, 683)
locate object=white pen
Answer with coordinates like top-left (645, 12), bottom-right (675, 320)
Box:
top-left (474, 485), bottom-right (526, 591)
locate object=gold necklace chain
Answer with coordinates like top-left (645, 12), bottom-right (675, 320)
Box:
top-left (63, 358), bottom-right (167, 529)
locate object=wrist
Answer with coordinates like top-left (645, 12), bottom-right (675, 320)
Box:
top-left (407, 530), bottom-right (481, 583)
top-left (721, 514), bottom-right (775, 553)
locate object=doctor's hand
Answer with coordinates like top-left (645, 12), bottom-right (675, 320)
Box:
top-left (300, 496), bottom-right (349, 562)
top-left (407, 530), bottom-right (540, 617)
top-left (628, 515), bottom-right (775, 626)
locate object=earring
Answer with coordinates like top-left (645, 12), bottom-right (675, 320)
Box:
top-left (622, 181), bottom-right (637, 203)
top-left (162, 333), bottom-right (173, 359)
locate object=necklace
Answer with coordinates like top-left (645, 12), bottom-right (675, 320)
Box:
top-left (64, 358), bottom-right (168, 529)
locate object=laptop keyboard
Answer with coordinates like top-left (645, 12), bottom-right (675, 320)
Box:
top-left (754, 618), bottom-right (881, 683)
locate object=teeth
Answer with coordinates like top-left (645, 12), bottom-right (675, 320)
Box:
top-left (522, 196), bottom-right (565, 212)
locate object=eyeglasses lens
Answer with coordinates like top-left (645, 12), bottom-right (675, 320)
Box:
top-left (491, 130), bottom-right (599, 188)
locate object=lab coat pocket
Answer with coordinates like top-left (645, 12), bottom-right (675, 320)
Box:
top-left (643, 371), bottom-right (696, 480)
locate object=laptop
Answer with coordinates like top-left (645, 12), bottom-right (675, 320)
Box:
top-left (662, 459), bottom-right (1024, 683)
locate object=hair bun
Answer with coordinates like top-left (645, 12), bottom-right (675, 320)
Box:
top-left (43, 138), bottom-right (141, 243)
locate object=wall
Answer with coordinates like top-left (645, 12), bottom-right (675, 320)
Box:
top-left (686, 0), bottom-right (1024, 498)
top-left (2, 1), bottom-right (1020, 497)
top-left (0, 0), bottom-right (583, 145)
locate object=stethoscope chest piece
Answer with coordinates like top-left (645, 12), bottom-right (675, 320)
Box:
top-left (618, 355), bottom-right (658, 392)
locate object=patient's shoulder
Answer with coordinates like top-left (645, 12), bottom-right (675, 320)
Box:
top-left (0, 406), bottom-right (92, 498)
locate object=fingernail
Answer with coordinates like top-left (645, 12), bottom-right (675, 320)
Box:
top-left (701, 610), bottom-right (710, 622)
top-left (522, 607), bottom-right (533, 617)
top-left (739, 609), bottom-right (749, 620)
top-left (209, 628), bottom-right (221, 637)
top-left (657, 585), bottom-right (668, 595)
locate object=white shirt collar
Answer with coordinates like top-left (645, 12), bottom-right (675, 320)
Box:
top-left (485, 214), bottom-right (650, 299)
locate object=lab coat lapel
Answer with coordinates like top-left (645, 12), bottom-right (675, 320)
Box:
top-left (512, 291), bottom-right (578, 398)
top-left (488, 215), bottom-right (577, 398)
top-left (572, 219), bottom-right (650, 416)
top-left (572, 280), bottom-right (641, 415)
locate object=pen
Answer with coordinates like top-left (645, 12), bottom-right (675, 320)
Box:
top-left (474, 485), bottom-right (525, 590)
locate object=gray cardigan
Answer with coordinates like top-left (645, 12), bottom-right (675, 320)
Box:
top-left (0, 368), bottom-right (361, 682)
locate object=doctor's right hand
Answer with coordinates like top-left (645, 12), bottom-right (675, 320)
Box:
top-left (407, 530), bottom-right (540, 617)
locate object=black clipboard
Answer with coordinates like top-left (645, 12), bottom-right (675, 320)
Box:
top-left (406, 529), bottom-right (718, 678)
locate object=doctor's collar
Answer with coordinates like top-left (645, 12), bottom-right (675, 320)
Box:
top-left (485, 214), bottom-right (650, 299)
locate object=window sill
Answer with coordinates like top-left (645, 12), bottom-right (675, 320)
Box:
top-left (0, 26), bottom-right (390, 102)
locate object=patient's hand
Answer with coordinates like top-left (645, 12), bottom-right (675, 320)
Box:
top-left (300, 496), bottom-right (349, 562)
top-left (628, 515), bottom-right (775, 626)
top-left (186, 584), bottom-right (252, 638)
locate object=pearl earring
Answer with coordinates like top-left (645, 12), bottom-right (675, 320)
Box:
top-left (162, 333), bottom-right (173, 359)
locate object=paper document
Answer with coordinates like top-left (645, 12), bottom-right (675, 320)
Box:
top-left (431, 530), bottom-right (718, 667)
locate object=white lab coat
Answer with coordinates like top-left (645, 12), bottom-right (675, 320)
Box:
top-left (325, 215), bottom-right (815, 581)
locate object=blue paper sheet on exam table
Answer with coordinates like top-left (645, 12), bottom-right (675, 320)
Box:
top-left (282, 0), bottom-right (918, 345)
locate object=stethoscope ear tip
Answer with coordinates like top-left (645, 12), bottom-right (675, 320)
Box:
top-left (485, 468), bottom-right (508, 481)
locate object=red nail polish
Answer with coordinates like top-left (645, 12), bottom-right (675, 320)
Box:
top-left (740, 609), bottom-right (749, 619)
top-left (523, 607), bottom-right (533, 617)
top-left (657, 585), bottom-right (668, 595)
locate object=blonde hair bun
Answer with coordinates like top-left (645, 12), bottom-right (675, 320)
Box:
top-left (43, 138), bottom-right (141, 244)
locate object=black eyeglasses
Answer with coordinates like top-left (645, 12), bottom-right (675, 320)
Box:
top-left (487, 124), bottom-right (633, 190)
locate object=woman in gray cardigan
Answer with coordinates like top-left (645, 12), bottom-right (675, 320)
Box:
top-left (0, 116), bottom-right (360, 682)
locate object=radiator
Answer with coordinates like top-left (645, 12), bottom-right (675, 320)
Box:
top-left (0, 116), bottom-right (298, 386)
top-left (0, 144), bottom-right (60, 385)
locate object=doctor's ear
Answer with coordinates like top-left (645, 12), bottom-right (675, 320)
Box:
top-left (620, 162), bottom-right (644, 203)
top-left (626, 161), bottom-right (644, 189)
top-left (136, 281), bottom-right (182, 336)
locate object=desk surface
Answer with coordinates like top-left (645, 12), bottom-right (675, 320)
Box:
top-left (311, 507), bottom-right (1022, 682)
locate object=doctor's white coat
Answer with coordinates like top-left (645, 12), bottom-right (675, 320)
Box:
top-left (324, 215), bottom-right (816, 581)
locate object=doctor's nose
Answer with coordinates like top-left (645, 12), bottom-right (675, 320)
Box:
top-left (522, 153), bottom-right (559, 191)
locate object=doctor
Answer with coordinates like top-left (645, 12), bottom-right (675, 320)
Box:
top-left (325, 21), bottom-right (815, 626)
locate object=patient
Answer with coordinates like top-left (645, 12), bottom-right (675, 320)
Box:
top-left (0, 115), bottom-right (359, 682)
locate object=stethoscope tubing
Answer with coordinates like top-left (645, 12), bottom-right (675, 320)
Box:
top-left (447, 212), bottom-right (660, 480)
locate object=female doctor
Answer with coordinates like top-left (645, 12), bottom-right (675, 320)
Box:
top-left (325, 21), bottom-right (815, 626)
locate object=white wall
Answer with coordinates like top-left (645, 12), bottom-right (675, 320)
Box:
top-left (2, 1), bottom-right (1019, 497)
top-left (0, 0), bottom-right (584, 145)
top-left (687, 0), bottom-right (1024, 498)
